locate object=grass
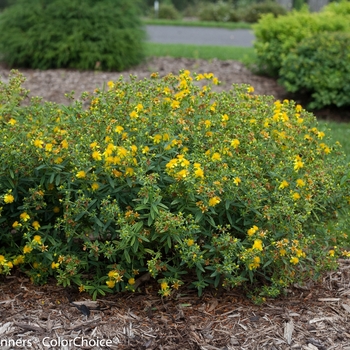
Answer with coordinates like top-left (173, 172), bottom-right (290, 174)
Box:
top-left (143, 18), bottom-right (252, 30)
top-left (319, 120), bottom-right (350, 163)
top-left (145, 43), bottom-right (256, 63)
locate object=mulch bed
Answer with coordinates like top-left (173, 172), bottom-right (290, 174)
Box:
top-left (1, 260), bottom-right (350, 350)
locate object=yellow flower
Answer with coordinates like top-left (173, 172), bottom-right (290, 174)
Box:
top-left (0, 255), bottom-right (6, 264)
top-left (106, 280), bottom-right (116, 288)
top-left (54, 157), bottom-right (63, 164)
top-left (231, 139), bottom-right (240, 149)
top-left (51, 262), bottom-right (59, 269)
top-left (292, 192), bottom-right (301, 201)
top-left (142, 146), bottom-right (150, 154)
top-left (222, 114), bottom-right (229, 122)
top-left (33, 235), bottom-right (42, 243)
top-left (112, 169), bottom-right (122, 177)
top-left (20, 212), bottom-right (30, 222)
top-left (91, 182), bottom-right (99, 191)
top-left (279, 249), bottom-right (287, 256)
top-left (247, 225), bottom-right (259, 236)
top-left (33, 139), bottom-right (44, 148)
top-left (208, 196), bottom-right (221, 207)
top-left (161, 281), bottom-right (169, 290)
top-left (92, 151), bottom-right (102, 161)
top-left (171, 100), bottom-right (180, 109)
top-left (317, 131), bottom-right (325, 139)
top-left (61, 139), bottom-right (69, 149)
top-left (233, 177), bottom-right (241, 186)
top-left (130, 110), bottom-right (138, 119)
top-left (247, 86), bottom-right (254, 93)
top-left (32, 221), bottom-right (41, 231)
top-left (76, 170), bottom-right (86, 179)
top-left (290, 256), bottom-right (299, 265)
top-left (329, 249), bottom-right (335, 257)
top-left (279, 180), bottom-right (289, 189)
top-left (13, 255), bottom-right (24, 265)
top-left (204, 120), bottom-right (211, 128)
top-left (23, 245), bottom-right (33, 254)
top-left (125, 167), bottom-right (134, 176)
top-left (8, 118), bottom-right (17, 125)
top-left (45, 143), bottom-right (53, 152)
top-left (294, 157), bottom-right (304, 171)
top-left (128, 278), bottom-right (135, 285)
top-left (194, 168), bottom-right (204, 178)
top-left (115, 125), bottom-right (124, 134)
top-left (248, 256), bottom-right (260, 270)
top-left (107, 81), bottom-right (114, 89)
top-left (253, 239), bottom-right (263, 251)
top-left (187, 239), bottom-right (194, 246)
top-left (12, 221), bottom-right (20, 228)
top-left (4, 194), bottom-right (14, 204)
top-left (296, 179), bottom-right (305, 188)
top-left (211, 152), bottom-right (221, 161)
top-left (153, 134), bottom-right (162, 144)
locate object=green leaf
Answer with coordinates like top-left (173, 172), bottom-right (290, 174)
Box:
top-left (124, 249), bottom-right (131, 263)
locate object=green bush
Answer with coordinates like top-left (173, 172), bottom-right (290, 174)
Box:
top-left (0, 0), bottom-right (145, 71)
top-left (242, 1), bottom-right (287, 23)
top-left (324, 0), bottom-right (350, 15)
top-left (1, 70), bottom-right (349, 300)
top-left (157, 3), bottom-right (181, 20)
top-left (253, 9), bottom-right (350, 77)
top-left (279, 32), bottom-right (350, 109)
top-left (198, 1), bottom-right (234, 22)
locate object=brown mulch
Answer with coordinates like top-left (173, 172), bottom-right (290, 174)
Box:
top-left (1, 57), bottom-right (350, 349)
top-left (1, 260), bottom-right (350, 350)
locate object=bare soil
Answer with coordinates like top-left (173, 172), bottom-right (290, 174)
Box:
top-left (1, 57), bottom-right (350, 350)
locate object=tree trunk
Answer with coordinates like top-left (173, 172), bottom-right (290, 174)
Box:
top-left (308, 0), bottom-right (329, 12)
top-left (276, 0), bottom-right (293, 10)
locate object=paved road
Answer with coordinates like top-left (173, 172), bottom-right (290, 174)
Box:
top-left (145, 25), bottom-right (255, 47)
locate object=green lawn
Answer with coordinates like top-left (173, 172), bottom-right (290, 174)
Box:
top-left (319, 120), bottom-right (350, 163)
top-left (143, 18), bottom-right (251, 30)
top-left (145, 43), bottom-right (255, 63)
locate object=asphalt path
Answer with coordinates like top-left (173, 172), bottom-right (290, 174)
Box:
top-left (145, 25), bottom-right (255, 47)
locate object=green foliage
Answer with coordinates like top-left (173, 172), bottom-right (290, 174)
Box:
top-left (157, 3), bottom-right (181, 20)
top-left (323, 0), bottom-right (350, 15)
top-left (1, 70), bottom-right (349, 299)
top-left (0, 0), bottom-right (146, 71)
top-left (279, 32), bottom-right (350, 109)
top-left (253, 9), bottom-right (350, 77)
top-left (242, 1), bottom-right (287, 23)
top-left (198, 1), bottom-right (235, 22)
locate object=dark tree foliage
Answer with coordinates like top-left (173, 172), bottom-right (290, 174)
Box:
top-left (0, 0), bottom-right (146, 71)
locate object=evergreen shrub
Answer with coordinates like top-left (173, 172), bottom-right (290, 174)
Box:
top-left (1, 71), bottom-right (349, 301)
top-left (157, 3), bottom-right (181, 20)
top-left (198, 1), bottom-right (234, 22)
top-left (253, 9), bottom-right (350, 77)
top-left (0, 0), bottom-right (145, 71)
top-left (279, 32), bottom-right (350, 109)
top-left (242, 1), bottom-right (287, 23)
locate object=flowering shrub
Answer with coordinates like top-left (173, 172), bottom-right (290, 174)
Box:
top-left (1, 70), bottom-right (349, 300)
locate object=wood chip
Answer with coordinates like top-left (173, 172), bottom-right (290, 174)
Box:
top-left (318, 298), bottom-right (340, 302)
top-left (284, 320), bottom-right (294, 345)
top-left (341, 304), bottom-right (350, 313)
top-left (0, 322), bottom-right (12, 336)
